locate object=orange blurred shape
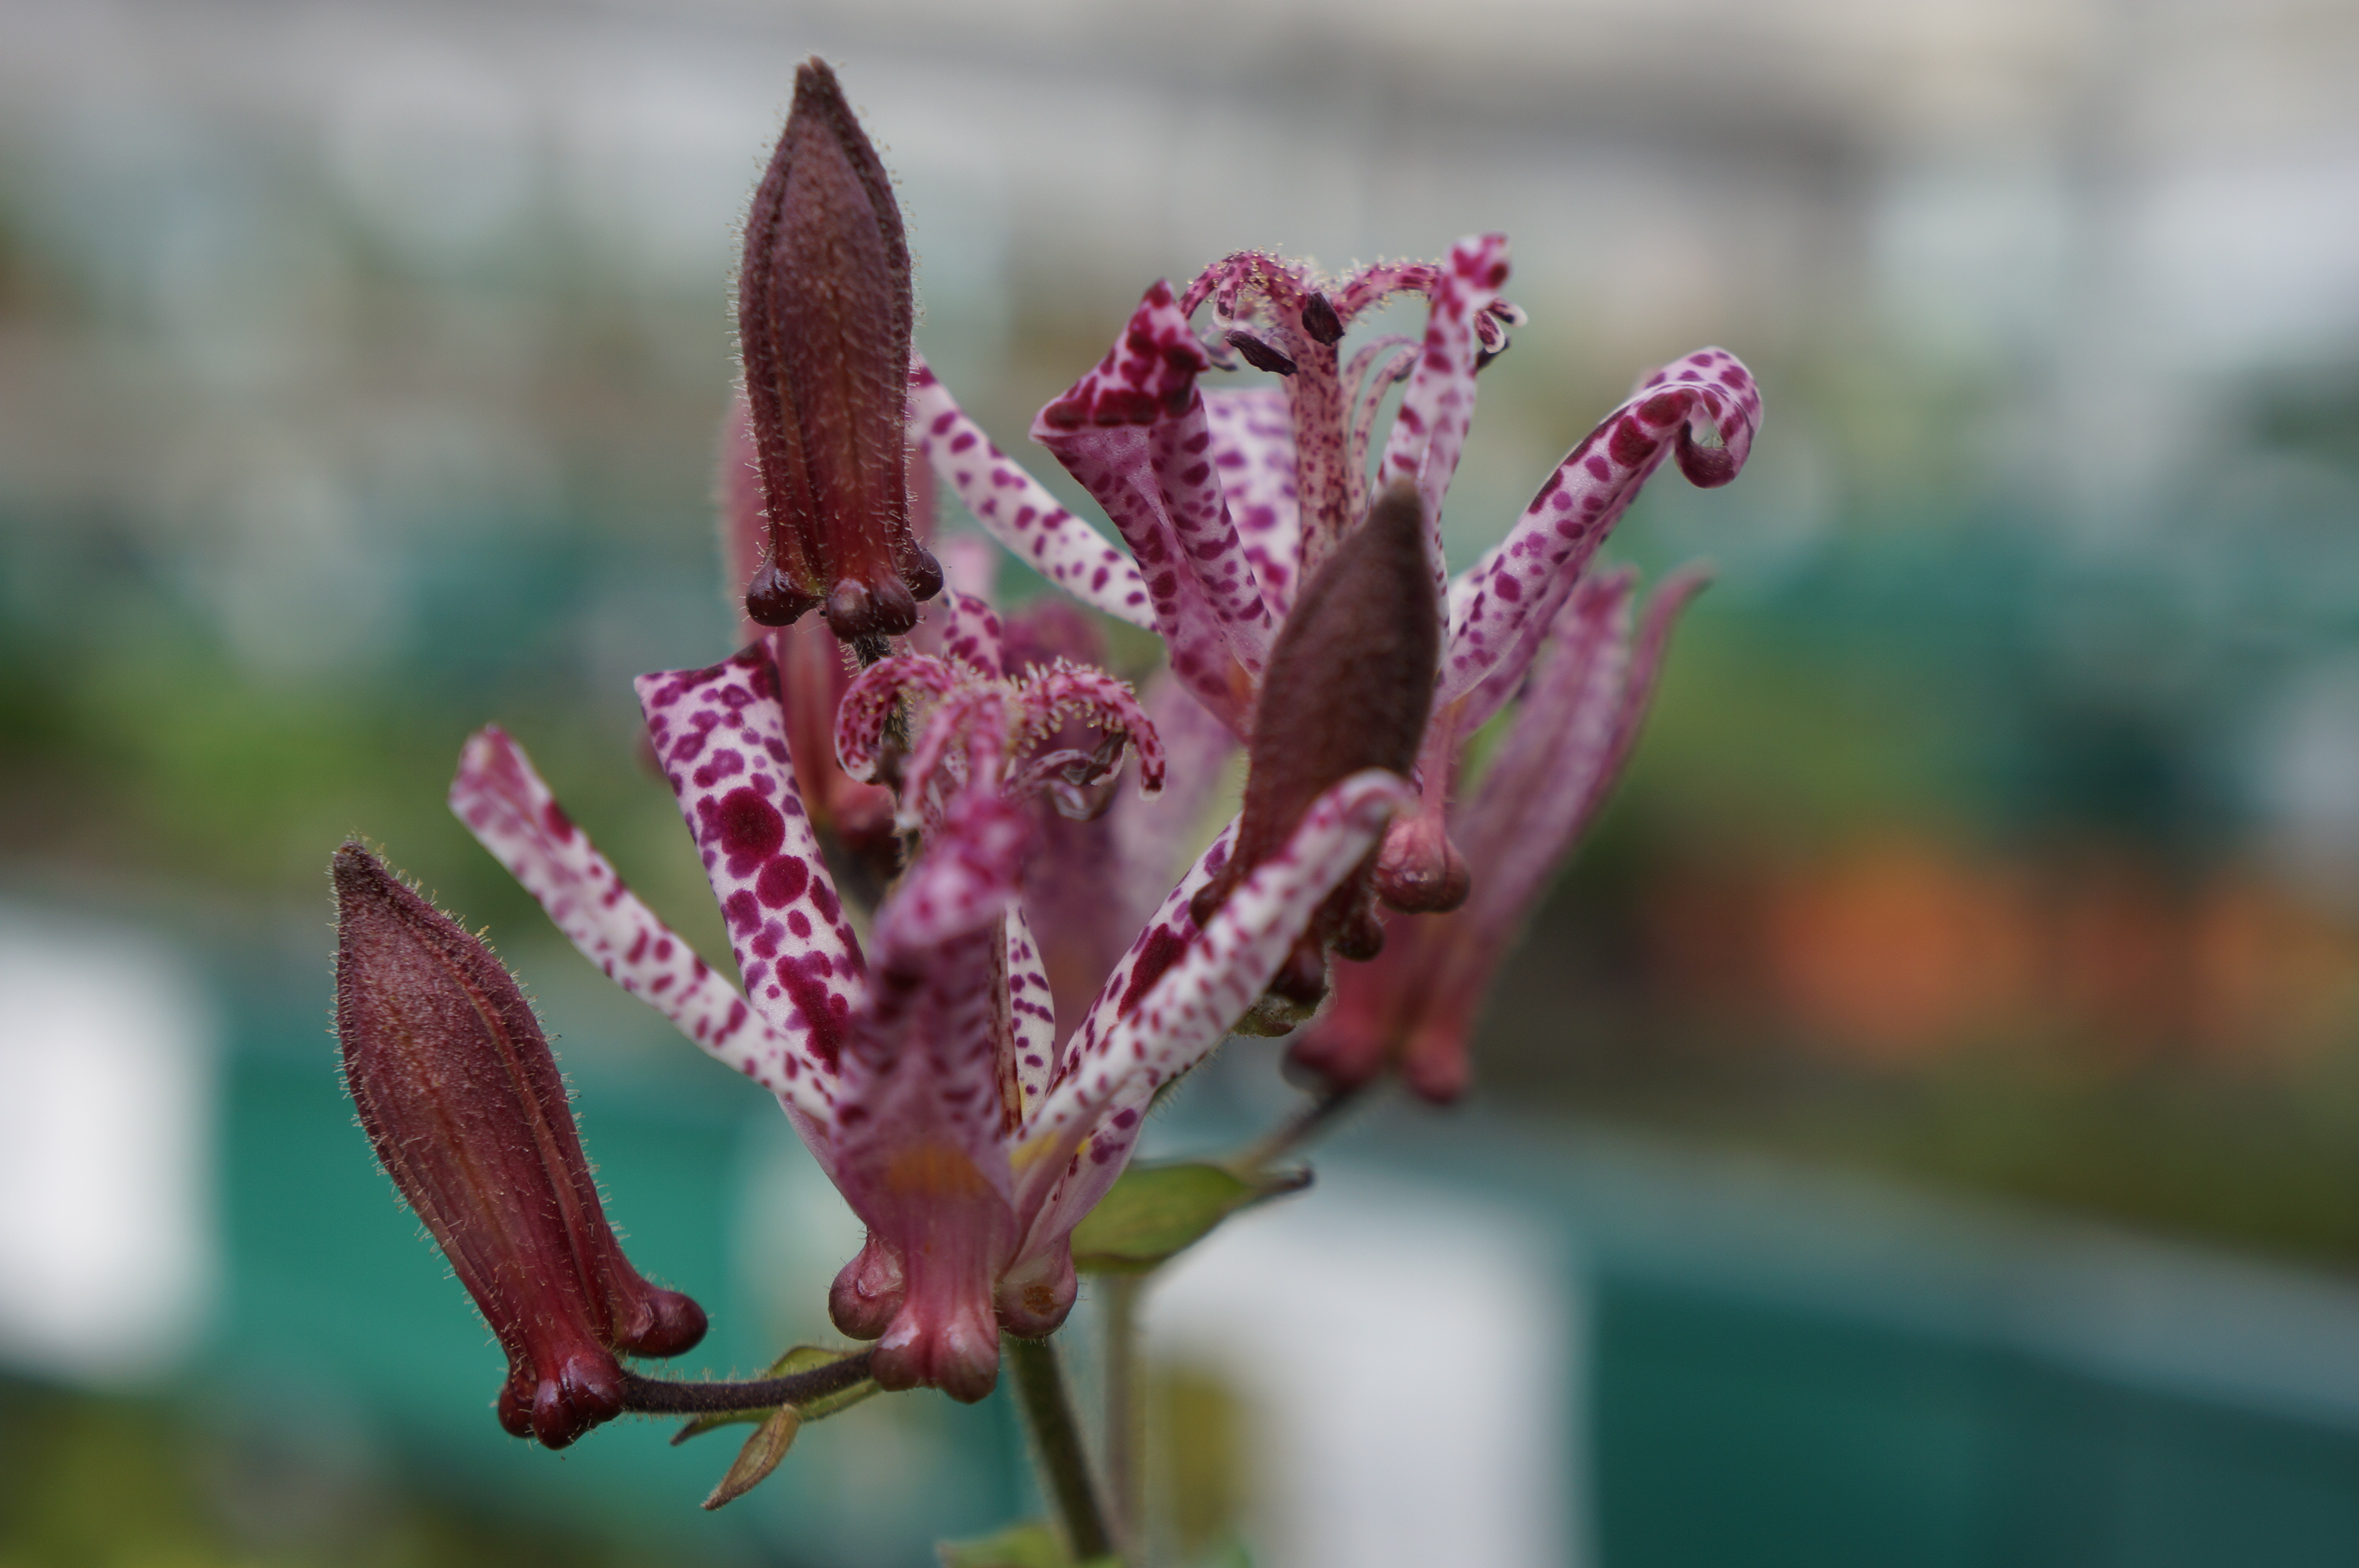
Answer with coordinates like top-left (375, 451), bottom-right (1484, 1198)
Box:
top-left (1758, 836), bottom-right (2034, 1065)
top-left (1645, 836), bottom-right (2359, 1070)
top-left (2186, 872), bottom-right (2359, 1066)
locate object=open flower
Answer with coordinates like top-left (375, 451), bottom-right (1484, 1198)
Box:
top-left (913, 232), bottom-right (1759, 1014)
top-left (444, 67), bottom-right (1756, 1404)
top-left (453, 642), bottom-right (1404, 1398)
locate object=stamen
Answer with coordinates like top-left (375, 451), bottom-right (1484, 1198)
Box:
top-left (1225, 328), bottom-right (1299, 377)
top-left (1300, 291), bottom-right (1344, 345)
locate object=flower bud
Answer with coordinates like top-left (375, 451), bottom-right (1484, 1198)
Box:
top-left (333, 844), bottom-right (706, 1449)
top-left (1190, 477), bottom-right (1440, 1019)
top-left (739, 57), bottom-right (941, 641)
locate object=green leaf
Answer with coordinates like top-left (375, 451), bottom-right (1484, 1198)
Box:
top-left (671, 1345), bottom-right (880, 1443)
top-left (1068, 1161), bottom-right (1307, 1274)
top-left (935, 1519), bottom-right (1120, 1568)
top-left (700, 1404), bottom-right (800, 1510)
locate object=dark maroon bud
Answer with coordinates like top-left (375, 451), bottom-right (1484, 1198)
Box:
top-left (1231, 938), bottom-right (1332, 1036)
top-left (1189, 477), bottom-right (1440, 967)
top-left (1332, 902), bottom-right (1387, 962)
top-left (903, 543), bottom-right (945, 604)
top-left (1300, 291), bottom-right (1345, 346)
top-left (1225, 328), bottom-right (1299, 376)
top-left (738, 58), bottom-right (940, 642)
top-left (333, 844), bottom-right (707, 1450)
top-left (747, 558), bottom-right (824, 627)
top-left (825, 572), bottom-right (921, 639)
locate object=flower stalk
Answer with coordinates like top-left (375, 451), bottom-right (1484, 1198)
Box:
top-left (1005, 1334), bottom-right (1116, 1563)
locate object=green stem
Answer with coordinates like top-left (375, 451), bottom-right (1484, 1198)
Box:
top-left (615, 1352), bottom-right (872, 1414)
top-left (1005, 1334), bottom-right (1115, 1563)
top-left (1102, 1274), bottom-right (1146, 1560)
top-left (1228, 1080), bottom-right (1372, 1175)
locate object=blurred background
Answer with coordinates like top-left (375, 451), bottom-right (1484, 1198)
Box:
top-left (5, 0), bottom-right (2359, 1563)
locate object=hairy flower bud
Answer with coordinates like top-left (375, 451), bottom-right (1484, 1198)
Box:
top-left (1190, 477), bottom-right (1440, 1026)
top-left (739, 57), bottom-right (942, 641)
top-left (333, 844), bottom-right (707, 1449)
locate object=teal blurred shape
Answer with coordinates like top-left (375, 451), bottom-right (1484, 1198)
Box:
top-left (211, 975), bottom-right (1030, 1564)
top-left (204, 961), bottom-right (2359, 1567)
top-left (1594, 1279), bottom-right (2359, 1568)
top-left (1344, 1107), bottom-right (2359, 1568)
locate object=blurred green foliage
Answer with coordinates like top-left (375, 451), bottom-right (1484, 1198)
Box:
top-left (0, 1376), bottom-right (741, 1568)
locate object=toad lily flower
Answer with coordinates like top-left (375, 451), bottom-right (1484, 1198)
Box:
top-left (1292, 564), bottom-right (1708, 1102)
top-left (911, 230), bottom-right (1759, 1018)
top-left (451, 641), bottom-right (1406, 1401)
top-left (443, 64), bottom-right (1754, 1406)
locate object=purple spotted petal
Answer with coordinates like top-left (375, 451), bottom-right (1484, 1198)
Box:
top-left (1004, 902), bottom-right (1058, 1115)
top-left (909, 356), bottom-right (1151, 629)
top-left (1440, 346), bottom-right (1757, 706)
top-left (1451, 556), bottom-right (1587, 736)
top-left (932, 590), bottom-right (1007, 676)
top-left (1452, 571), bottom-right (1642, 905)
top-left (1344, 336), bottom-right (1419, 520)
top-left (1032, 280), bottom-right (1277, 732)
top-left (449, 727), bottom-right (837, 1119)
top-left (1012, 768), bottom-right (1412, 1226)
top-left (635, 648), bottom-right (867, 1075)
top-left (1203, 387), bottom-right (1303, 615)
top-left (1377, 233), bottom-right (1510, 597)
top-left (826, 785), bottom-right (1031, 1402)
top-left (834, 652), bottom-right (964, 786)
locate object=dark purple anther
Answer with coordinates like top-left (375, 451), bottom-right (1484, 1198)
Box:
top-left (1225, 328), bottom-right (1299, 377)
top-left (1189, 477), bottom-right (1440, 1023)
top-left (739, 58), bottom-right (941, 641)
top-left (1300, 291), bottom-right (1345, 346)
top-left (333, 844), bottom-right (707, 1450)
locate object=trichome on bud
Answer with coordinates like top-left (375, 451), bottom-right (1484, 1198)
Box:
top-left (332, 843), bottom-right (706, 1449)
top-left (1190, 477), bottom-right (1441, 1028)
top-left (739, 57), bottom-right (942, 641)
